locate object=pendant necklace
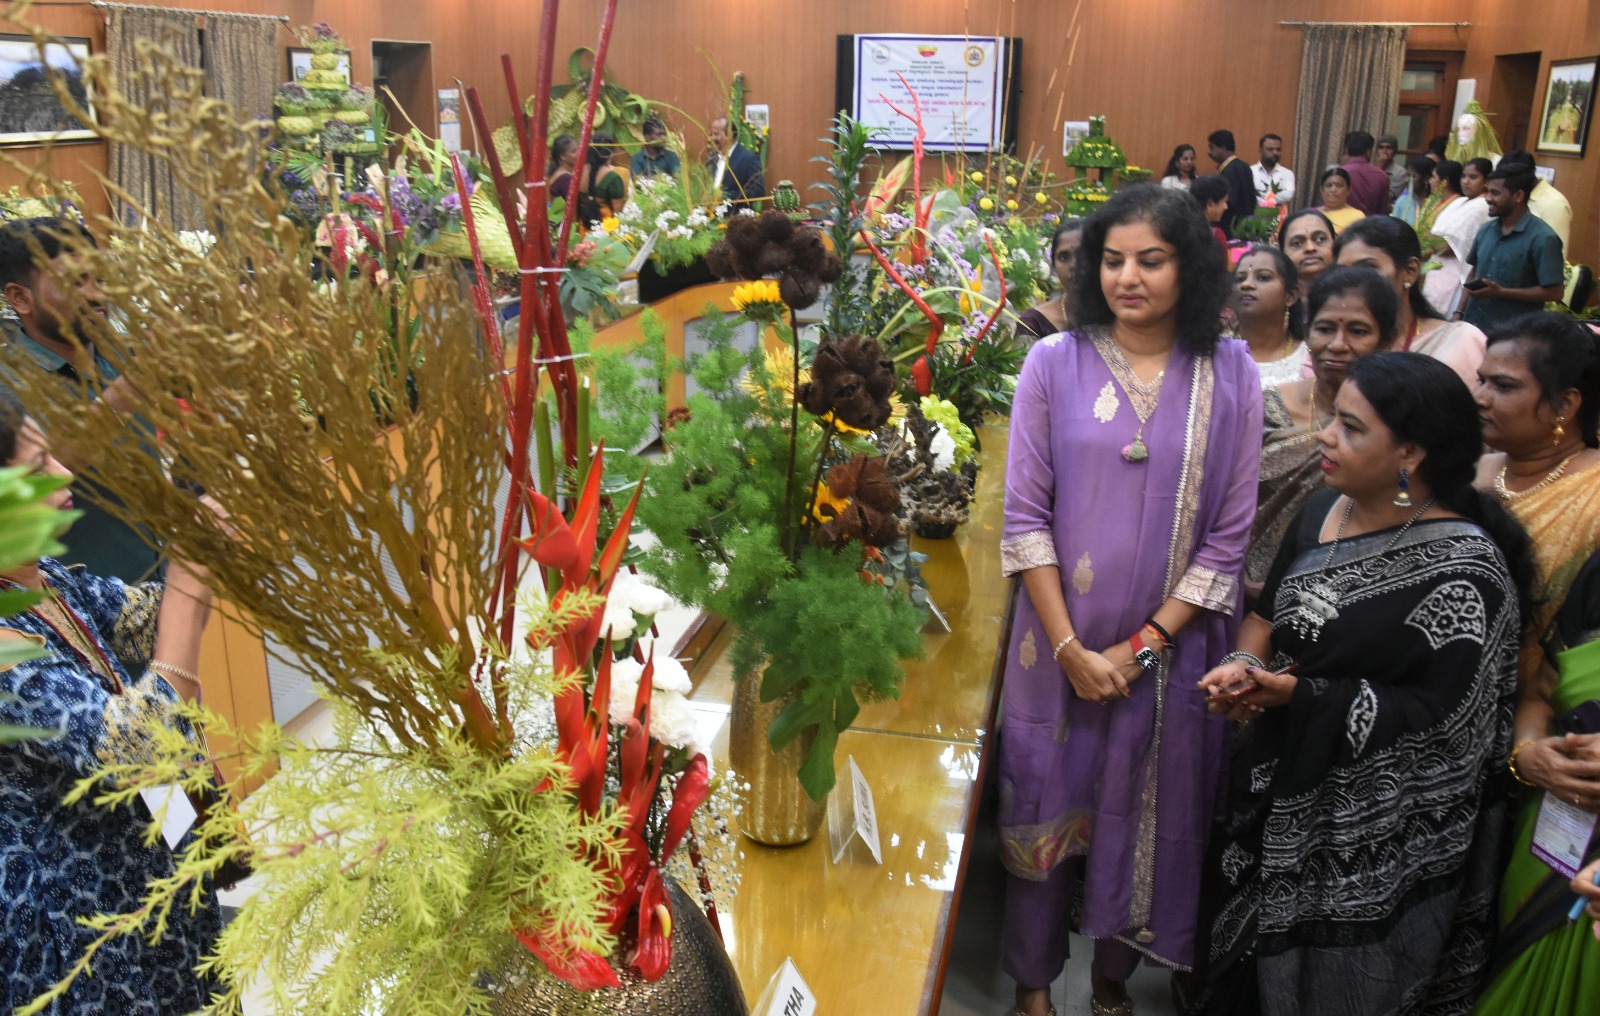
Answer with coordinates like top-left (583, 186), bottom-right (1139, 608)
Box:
top-left (1494, 452), bottom-right (1577, 502)
top-left (1288, 495), bottom-right (1435, 642)
top-left (1092, 330), bottom-right (1166, 463)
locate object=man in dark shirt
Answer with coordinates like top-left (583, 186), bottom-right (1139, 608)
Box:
top-left (1339, 130), bottom-right (1393, 216)
top-left (630, 117), bottom-right (681, 179)
top-left (1206, 129), bottom-right (1256, 238)
top-left (706, 116), bottom-right (765, 207)
top-left (1463, 164), bottom-right (1565, 331)
top-left (0, 217), bottom-right (160, 582)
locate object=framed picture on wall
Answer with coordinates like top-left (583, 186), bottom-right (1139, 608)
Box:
top-left (288, 47), bottom-right (351, 83)
top-left (1536, 56), bottom-right (1598, 157)
top-left (0, 34), bottom-right (95, 146)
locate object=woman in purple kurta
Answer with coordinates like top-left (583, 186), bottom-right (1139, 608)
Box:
top-left (999, 185), bottom-right (1263, 1016)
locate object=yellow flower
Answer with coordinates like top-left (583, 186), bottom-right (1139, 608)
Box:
top-left (740, 344), bottom-right (809, 402)
top-left (818, 411), bottom-right (872, 436)
top-left (969, 170), bottom-right (983, 183)
top-left (811, 480), bottom-right (851, 522)
top-left (978, 197), bottom-right (994, 211)
top-left (1005, 175), bottom-right (1017, 186)
top-left (731, 279), bottom-right (786, 323)
top-left (600, 216), bottom-right (620, 234)
top-left (1005, 199), bottom-right (1018, 211)
top-left (1035, 191), bottom-right (1048, 205)
top-left (958, 275), bottom-right (983, 314)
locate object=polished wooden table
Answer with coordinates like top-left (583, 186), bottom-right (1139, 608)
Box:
top-left (683, 424), bottom-right (1014, 1014)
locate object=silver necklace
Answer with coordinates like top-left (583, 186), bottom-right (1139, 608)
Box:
top-left (1287, 495), bottom-right (1435, 642)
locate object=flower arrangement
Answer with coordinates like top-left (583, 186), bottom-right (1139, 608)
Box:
top-left (297, 21), bottom-right (345, 53)
top-left (274, 81), bottom-right (310, 114)
top-left (608, 169), bottom-right (725, 270)
top-left (593, 211), bottom-right (927, 800)
top-left (2, 15), bottom-right (733, 1010)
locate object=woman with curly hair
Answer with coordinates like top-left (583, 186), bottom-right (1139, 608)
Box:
top-left (1000, 183), bottom-right (1263, 1015)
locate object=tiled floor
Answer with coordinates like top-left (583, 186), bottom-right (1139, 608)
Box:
top-left (937, 792), bottom-right (1174, 1016)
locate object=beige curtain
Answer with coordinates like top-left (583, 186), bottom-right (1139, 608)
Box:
top-left (1290, 25), bottom-right (1409, 210)
top-left (106, 5), bottom-right (203, 228)
top-left (202, 13), bottom-right (280, 121)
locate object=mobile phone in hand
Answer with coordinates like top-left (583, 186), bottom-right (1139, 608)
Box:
top-left (1464, 278), bottom-right (1490, 291)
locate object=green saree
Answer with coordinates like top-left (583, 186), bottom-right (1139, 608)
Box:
top-left (1473, 637), bottom-right (1600, 1015)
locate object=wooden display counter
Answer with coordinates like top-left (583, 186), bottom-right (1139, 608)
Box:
top-left (683, 425), bottom-right (1013, 1014)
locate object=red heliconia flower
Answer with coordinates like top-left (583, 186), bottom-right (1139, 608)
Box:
top-left (516, 927), bottom-right (622, 991)
top-left (515, 487), bottom-right (579, 570)
top-left (659, 753), bottom-right (710, 863)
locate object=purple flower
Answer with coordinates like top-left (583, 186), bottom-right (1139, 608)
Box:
top-left (440, 192), bottom-right (462, 214)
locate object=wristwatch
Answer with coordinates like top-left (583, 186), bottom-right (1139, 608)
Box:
top-left (1130, 631), bottom-right (1162, 672)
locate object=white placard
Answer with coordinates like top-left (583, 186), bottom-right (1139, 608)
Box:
top-left (853, 34), bottom-right (1007, 152)
top-left (753, 957), bottom-right (817, 1016)
top-left (139, 783), bottom-right (198, 851)
top-left (1063, 120), bottom-right (1091, 158)
top-left (744, 104), bottom-right (770, 131)
top-left (827, 754), bottom-right (883, 864)
top-left (1531, 791), bottom-right (1598, 878)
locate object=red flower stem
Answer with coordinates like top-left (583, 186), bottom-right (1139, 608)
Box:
top-left (880, 73), bottom-right (928, 263)
top-left (686, 828), bottom-right (723, 942)
top-left (450, 153), bottom-right (512, 414)
top-left (965, 233), bottom-right (1007, 362)
top-left (555, 0), bottom-right (620, 265)
top-left (859, 228), bottom-right (944, 352)
top-left (463, 86), bottom-right (522, 252)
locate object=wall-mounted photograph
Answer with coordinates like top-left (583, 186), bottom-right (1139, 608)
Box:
top-left (1537, 55), bottom-right (1597, 156)
top-left (0, 35), bottom-right (94, 146)
top-left (288, 47), bottom-right (351, 84)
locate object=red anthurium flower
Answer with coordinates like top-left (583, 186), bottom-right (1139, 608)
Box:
top-left (911, 355), bottom-right (933, 396)
top-left (516, 928), bottom-right (621, 991)
top-left (627, 867), bottom-right (673, 980)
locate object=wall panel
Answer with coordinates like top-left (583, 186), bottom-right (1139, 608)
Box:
top-left (0, 1), bottom-right (1592, 265)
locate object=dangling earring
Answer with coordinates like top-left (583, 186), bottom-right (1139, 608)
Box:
top-left (1393, 467), bottom-right (1413, 508)
top-left (1554, 415), bottom-right (1567, 446)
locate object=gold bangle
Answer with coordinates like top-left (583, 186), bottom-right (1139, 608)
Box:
top-left (1509, 740), bottom-right (1539, 788)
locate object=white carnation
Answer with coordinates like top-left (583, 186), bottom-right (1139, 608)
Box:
top-left (607, 658), bottom-right (645, 726)
top-left (598, 597), bottom-right (640, 641)
top-left (650, 692), bottom-right (699, 750)
top-left (649, 655), bottom-right (693, 695)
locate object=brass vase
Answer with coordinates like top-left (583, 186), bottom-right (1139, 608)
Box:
top-left (729, 675), bottom-right (827, 846)
top-left (486, 877), bottom-right (748, 1015)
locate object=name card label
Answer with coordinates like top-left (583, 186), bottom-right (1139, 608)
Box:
top-left (827, 754), bottom-right (883, 864)
top-left (753, 957), bottom-right (816, 1016)
top-left (140, 783), bottom-right (198, 851)
top-left (1531, 790), bottom-right (1599, 879)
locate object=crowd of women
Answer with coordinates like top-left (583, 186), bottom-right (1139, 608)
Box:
top-left (1002, 182), bottom-right (1600, 1016)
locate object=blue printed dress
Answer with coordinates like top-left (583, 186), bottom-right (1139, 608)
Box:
top-left (0, 559), bottom-right (219, 1015)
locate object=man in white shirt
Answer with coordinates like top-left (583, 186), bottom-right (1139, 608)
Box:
top-left (1250, 133), bottom-right (1295, 205)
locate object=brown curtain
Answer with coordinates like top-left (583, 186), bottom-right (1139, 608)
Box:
top-left (106, 5), bottom-right (203, 228)
top-left (202, 13), bottom-right (280, 121)
top-left (1290, 25), bottom-right (1409, 210)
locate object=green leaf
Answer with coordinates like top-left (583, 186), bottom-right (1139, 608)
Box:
top-left (0, 641), bottom-right (44, 669)
top-left (833, 690), bottom-right (860, 733)
top-left (759, 664), bottom-right (805, 703)
top-left (797, 721), bottom-right (840, 800)
top-left (833, 431), bottom-right (881, 456)
top-left (767, 697), bottom-right (828, 750)
top-left (0, 588), bottom-right (42, 616)
top-left (0, 723), bottom-right (51, 744)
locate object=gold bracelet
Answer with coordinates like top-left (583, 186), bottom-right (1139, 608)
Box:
top-left (1509, 740), bottom-right (1540, 788)
top-left (150, 660), bottom-right (201, 688)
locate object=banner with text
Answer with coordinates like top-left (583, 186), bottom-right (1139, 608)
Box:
top-left (852, 34), bottom-right (1007, 152)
